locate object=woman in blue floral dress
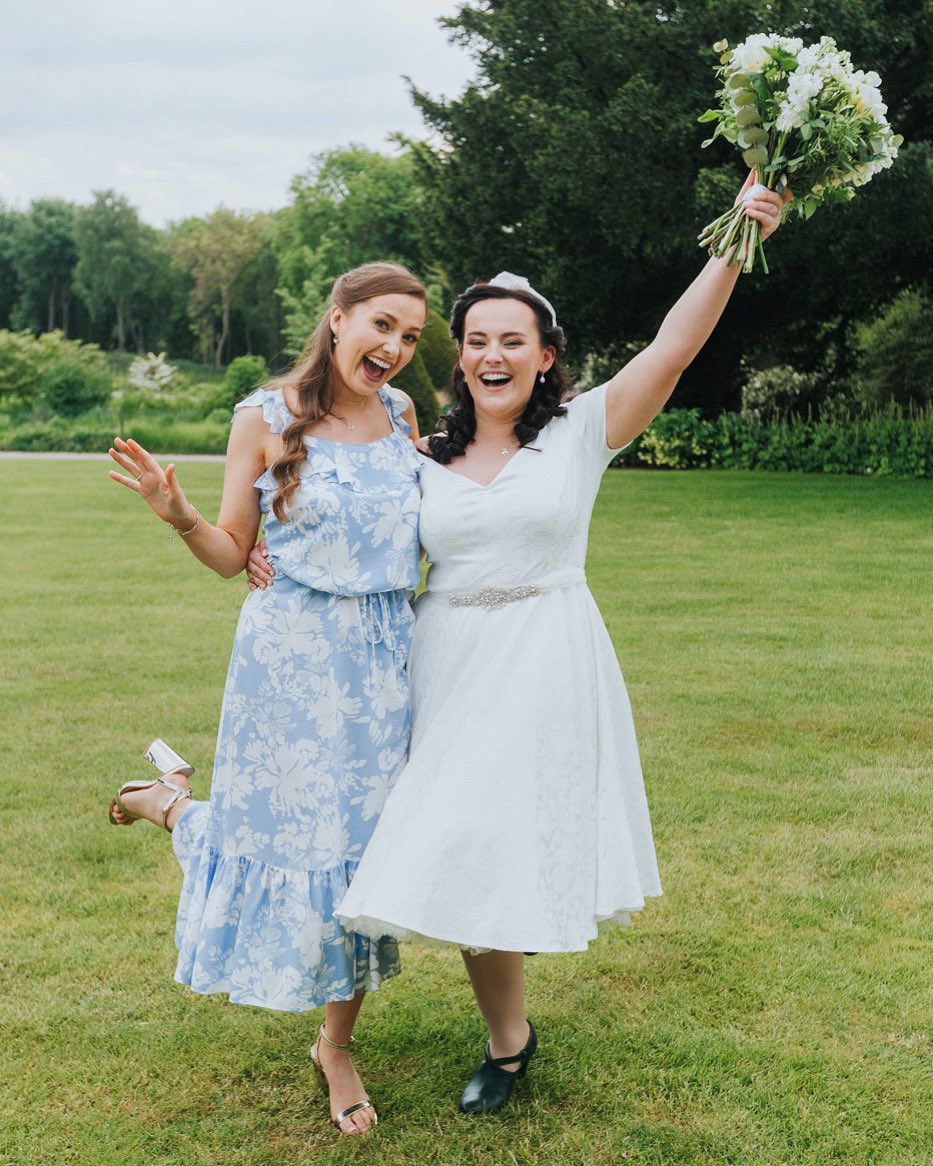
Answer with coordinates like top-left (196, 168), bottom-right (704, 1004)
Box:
top-left (106, 262), bottom-right (427, 1135)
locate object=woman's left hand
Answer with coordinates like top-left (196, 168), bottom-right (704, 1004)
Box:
top-left (737, 170), bottom-right (792, 241)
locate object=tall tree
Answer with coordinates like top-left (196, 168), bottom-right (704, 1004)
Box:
top-left (0, 206), bottom-right (19, 330)
top-left (169, 209), bottom-right (267, 367)
top-left (275, 146), bottom-right (430, 352)
top-left (73, 191), bottom-right (159, 352)
top-left (10, 199), bottom-right (78, 335)
top-left (411, 0), bottom-right (933, 408)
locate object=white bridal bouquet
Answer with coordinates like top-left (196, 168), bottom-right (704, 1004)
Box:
top-left (698, 33), bottom-right (903, 273)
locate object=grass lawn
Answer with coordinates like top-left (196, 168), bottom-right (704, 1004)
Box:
top-left (1, 460), bottom-right (930, 1166)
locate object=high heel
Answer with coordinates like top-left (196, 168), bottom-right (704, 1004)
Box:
top-left (459, 1020), bottom-right (537, 1114)
top-left (144, 738), bottom-right (194, 779)
top-left (310, 1024), bottom-right (378, 1133)
top-left (108, 776), bottom-right (192, 830)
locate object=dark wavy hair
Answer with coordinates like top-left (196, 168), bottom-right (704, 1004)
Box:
top-left (426, 283), bottom-right (569, 464)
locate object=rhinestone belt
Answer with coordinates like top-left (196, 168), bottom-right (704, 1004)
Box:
top-left (448, 584), bottom-right (543, 610)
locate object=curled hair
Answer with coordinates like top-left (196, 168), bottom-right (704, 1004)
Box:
top-left (427, 284), bottom-right (568, 464)
top-left (268, 262), bottom-right (426, 521)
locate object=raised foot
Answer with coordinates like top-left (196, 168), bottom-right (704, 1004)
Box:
top-left (110, 773), bottom-right (192, 829)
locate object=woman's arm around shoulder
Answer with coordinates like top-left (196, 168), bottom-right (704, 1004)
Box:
top-left (603, 178), bottom-right (789, 450)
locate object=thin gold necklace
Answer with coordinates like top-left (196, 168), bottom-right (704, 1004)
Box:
top-left (333, 396), bottom-right (374, 432)
top-left (474, 434), bottom-right (520, 456)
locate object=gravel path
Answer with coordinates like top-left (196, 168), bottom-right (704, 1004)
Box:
top-left (0, 451), bottom-right (224, 462)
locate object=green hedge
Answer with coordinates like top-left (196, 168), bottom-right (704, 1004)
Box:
top-left (3, 405), bottom-right (930, 475)
top-left (613, 409), bottom-right (932, 478)
top-left (1, 416), bottom-right (229, 455)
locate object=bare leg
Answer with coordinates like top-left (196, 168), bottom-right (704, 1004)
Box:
top-left (110, 773), bottom-right (192, 831)
top-left (315, 994), bottom-right (376, 1135)
top-left (461, 949), bottom-right (530, 1069)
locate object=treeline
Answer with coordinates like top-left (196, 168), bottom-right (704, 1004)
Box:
top-left (1, 0), bottom-right (931, 420)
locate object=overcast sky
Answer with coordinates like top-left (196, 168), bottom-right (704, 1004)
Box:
top-left (2, 1), bottom-right (475, 227)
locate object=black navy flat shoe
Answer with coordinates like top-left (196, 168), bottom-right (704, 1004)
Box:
top-left (459, 1020), bottom-right (537, 1114)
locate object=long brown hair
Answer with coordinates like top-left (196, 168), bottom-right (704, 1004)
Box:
top-left (269, 262), bottom-right (426, 521)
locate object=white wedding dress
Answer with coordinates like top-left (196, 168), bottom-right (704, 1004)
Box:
top-left (336, 384), bottom-right (662, 952)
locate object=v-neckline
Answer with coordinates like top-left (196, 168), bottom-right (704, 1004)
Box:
top-left (421, 447), bottom-right (523, 490)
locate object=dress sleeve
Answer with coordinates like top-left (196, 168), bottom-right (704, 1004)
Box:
top-left (564, 383), bottom-right (628, 468)
top-left (233, 388), bottom-right (291, 434)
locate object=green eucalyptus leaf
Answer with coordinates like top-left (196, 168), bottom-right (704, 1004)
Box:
top-left (719, 52), bottom-right (732, 65)
top-left (736, 106), bottom-right (761, 127)
top-left (742, 146), bottom-right (769, 167)
top-left (739, 127), bottom-right (769, 148)
top-left (734, 90), bottom-right (757, 107)
top-left (729, 73), bottom-right (751, 90)
top-left (891, 134), bottom-right (904, 148)
top-left (697, 109), bottom-right (721, 123)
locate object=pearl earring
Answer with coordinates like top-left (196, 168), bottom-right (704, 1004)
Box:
top-left (539, 373), bottom-right (546, 384)
top-left (332, 333), bottom-right (338, 345)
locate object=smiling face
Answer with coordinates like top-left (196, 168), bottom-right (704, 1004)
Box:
top-left (330, 293), bottom-right (426, 401)
top-left (459, 297), bottom-right (556, 423)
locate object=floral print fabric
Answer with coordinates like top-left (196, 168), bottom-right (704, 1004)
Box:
top-left (171, 387), bottom-right (419, 1011)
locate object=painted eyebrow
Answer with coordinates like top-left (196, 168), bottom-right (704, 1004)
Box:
top-left (372, 310), bottom-right (422, 333)
top-left (465, 330), bottom-right (528, 339)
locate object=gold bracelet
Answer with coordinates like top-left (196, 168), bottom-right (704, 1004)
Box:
top-left (170, 510), bottom-right (201, 540)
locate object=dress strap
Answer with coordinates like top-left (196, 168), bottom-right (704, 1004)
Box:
top-left (380, 386), bottom-right (413, 438)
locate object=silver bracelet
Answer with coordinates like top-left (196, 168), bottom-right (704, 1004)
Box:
top-left (170, 510), bottom-right (201, 540)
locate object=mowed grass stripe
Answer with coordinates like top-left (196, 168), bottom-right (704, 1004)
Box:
top-left (1, 461), bottom-right (930, 1166)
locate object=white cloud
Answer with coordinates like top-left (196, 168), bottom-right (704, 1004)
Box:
top-left (1, 0), bottom-right (474, 224)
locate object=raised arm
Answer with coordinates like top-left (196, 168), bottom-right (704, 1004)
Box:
top-left (109, 405), bottom-right (269, 578)
top-left (604, 177), bottom-right (788, 450)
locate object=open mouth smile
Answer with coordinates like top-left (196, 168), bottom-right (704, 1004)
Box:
top-left (361, 355), bottom-right (392, 382)
top-left (479, 372), bottom-right (513, 388)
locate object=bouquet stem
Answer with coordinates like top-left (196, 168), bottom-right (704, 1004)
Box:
top-left (698, 167), bottom-right (770, 275)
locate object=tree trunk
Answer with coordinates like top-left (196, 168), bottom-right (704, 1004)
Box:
top-left (61, 288), bottom-right (70, 338)
top-left (215, 286), bottom-right (231, 368)
top-left (116, 301), bottom-right (126, 352)
top-left (48, 289), bottom-right (55, 333)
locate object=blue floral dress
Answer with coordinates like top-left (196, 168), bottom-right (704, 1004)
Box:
top-left (170, 386), bottom-right (420, 1011)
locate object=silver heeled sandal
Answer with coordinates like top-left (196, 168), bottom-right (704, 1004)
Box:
top-left (108, 775), bottom-right (192, 829)
top-left (310, 1024), bottom-right (378, 1133)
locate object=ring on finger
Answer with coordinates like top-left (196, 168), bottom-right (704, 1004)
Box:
top-left (135, 472), bottom-right (144, 481)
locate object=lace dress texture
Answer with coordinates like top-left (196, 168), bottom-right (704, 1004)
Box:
top-left (337, 384), bottom-right (663, 952)
top-left (170, 386), bottom-right (421, 1010)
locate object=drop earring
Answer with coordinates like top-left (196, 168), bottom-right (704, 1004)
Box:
top-left (332, 333), bottom-right (338, 345)
top-left (539, 373), bottom-right (546, 384)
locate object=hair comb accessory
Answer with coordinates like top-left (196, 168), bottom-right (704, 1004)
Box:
top-left (487, 272), bottom-right (557, 327)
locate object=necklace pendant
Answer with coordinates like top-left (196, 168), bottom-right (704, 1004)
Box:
top-left (500, 447), bottom-right (510, 456)
top-left (345, 422), bottom-right (358, 431)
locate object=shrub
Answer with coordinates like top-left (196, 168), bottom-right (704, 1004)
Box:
top-left (851, 289), bottom-right (933, 410)
top-left (212, 355), bottom-right (269, 413)
top-left (740, 364), bottom-right (826, 424)
top-left (126, 351), bottom-right (184, 394)
top-left (608, 407), bottom-right (932, 477)
top-left (392, 349), bottom-right (440, 435)
top-left (0, 330), bottom-right (111, 411)
top-left (417, 308), bottom-right (458, 389)
top-left (40, 359), bottom-right (114, 417)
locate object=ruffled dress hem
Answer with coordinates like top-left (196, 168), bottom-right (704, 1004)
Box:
top-left (173, 805), bottom-right (401, 1012)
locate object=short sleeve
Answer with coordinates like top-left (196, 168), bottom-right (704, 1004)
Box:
top-left (564, 383), bottom-right (626, 468)
top-left (233, 388), bottom-right (291, 434)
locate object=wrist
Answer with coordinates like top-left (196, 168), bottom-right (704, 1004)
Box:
top-left (169, 508), bottom-right (201, 539)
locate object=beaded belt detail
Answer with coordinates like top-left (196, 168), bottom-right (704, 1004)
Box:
top-left (448, 584), bottom-right (543, 610)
